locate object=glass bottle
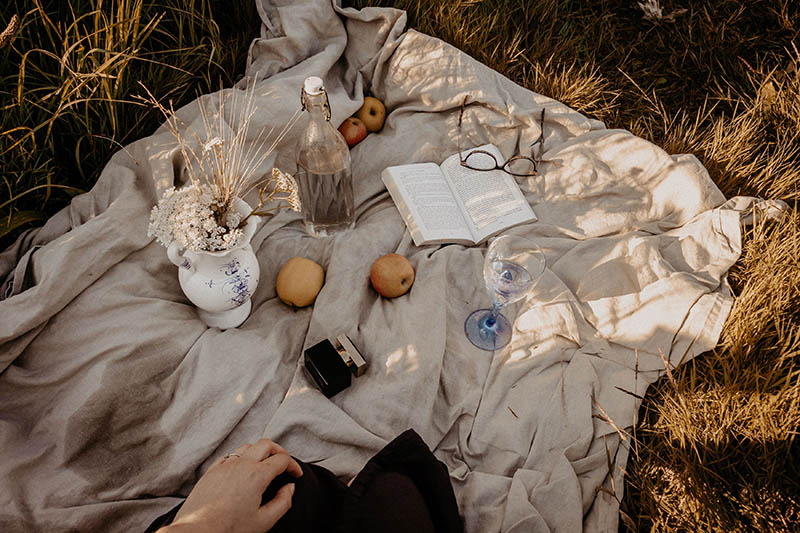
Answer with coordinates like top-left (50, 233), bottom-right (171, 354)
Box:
top-left (296, 76), bottom-right (355, 236)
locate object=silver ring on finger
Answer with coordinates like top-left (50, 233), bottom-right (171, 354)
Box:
top-left (222, 452), bottom-right (243, 461)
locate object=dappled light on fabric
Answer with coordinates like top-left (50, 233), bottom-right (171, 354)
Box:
top-left (385, 344), bottom-right (421, 376)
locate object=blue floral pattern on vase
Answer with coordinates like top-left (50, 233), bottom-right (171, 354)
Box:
top-left (221, 258), bottom-right (252, 307)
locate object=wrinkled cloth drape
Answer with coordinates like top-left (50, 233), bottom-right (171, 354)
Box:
top-left (0, 1), bottom-right (770, 531)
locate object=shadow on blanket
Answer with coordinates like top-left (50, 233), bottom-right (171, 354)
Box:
top-left (64, 351), bottom-right (176, 494)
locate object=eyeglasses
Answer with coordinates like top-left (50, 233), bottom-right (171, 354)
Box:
top-left (457, 97), bottom-right (545, 177)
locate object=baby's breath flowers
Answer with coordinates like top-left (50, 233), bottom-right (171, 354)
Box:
top-left (148, 184), bottom-right (244, 252)
top-left (141, 82), bottom-right (302, 252)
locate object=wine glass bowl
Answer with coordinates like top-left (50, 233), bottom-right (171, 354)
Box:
top-left (465, 235), bottom-right (546, 351)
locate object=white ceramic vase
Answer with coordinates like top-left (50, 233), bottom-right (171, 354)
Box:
top-left (167, 198), bottom-right (261, 329)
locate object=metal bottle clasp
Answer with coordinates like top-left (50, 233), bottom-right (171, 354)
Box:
top-left (300, 86), bottom-right (331, 121)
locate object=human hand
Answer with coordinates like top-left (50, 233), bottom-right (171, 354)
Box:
top-left (160, 438), bottom-right (303, 533)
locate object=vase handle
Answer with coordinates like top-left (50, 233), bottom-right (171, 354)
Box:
top-left (167, 241), bottom-right (194, 273)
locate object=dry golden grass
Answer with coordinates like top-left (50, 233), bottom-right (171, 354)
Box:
top-left (621, 46), bottom-right (799, 531)
top-left (625, 210), bottom-right (800, 531)
top-left (521, 55), bottom-right (620, 123)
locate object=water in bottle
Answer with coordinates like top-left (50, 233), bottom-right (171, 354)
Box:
top-left (296, 76), bottom-right (355, 236)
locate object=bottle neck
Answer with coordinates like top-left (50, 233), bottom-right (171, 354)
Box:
top-left (302, 90), bottom-right (330, 122)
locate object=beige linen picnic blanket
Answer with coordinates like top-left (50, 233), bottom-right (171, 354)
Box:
top-left (0, 1), bottom-right (779, 531)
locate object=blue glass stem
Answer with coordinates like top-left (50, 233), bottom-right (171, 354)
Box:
top-left (485, 302), bottom-right (502, 328)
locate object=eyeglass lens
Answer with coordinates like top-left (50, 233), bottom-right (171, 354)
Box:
top-left (505, 157), bottom-right (536, 176)
top-left (463, 151), bottom-right (497, 171)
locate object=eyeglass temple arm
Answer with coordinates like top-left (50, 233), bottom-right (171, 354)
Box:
top-left (535, 108), bottom-right (546, 165)
top-left (458, 95), bottom-right (468, 128)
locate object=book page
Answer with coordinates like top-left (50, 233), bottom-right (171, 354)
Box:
top-left (381, 163), bottom-right (473, 245)
top-left (439, 145), bottom-right (536, 242)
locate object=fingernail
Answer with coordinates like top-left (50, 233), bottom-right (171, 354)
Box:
top-left (288, 483), bottom-right (296, 495)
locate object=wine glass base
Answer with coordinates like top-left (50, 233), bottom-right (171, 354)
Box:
top-left (465, 309), bottom-right (512, 351)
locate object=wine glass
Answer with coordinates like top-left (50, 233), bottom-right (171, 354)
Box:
top-left (465, 235), bottom-right (546, 351)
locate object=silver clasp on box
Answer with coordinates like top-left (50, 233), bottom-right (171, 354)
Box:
top-left (330, 334), bottom-right (367, 377)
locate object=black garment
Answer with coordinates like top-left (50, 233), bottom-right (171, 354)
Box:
top-left (146, 429), bottom-right (463, 533)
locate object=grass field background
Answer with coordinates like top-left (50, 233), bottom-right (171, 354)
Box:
top-left (1, 0), bottom-right (798, 530)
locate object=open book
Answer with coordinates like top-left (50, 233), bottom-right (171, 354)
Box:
top-left (381, 144), bottom-right (537, 246)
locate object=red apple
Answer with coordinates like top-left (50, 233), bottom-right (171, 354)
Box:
top-left (338, 117), bottom-right (368, 147)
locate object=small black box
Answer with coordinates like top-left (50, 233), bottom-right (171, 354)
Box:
top-left (304, 335), bottom-right (368, 398)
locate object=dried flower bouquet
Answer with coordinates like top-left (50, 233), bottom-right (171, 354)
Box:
top-left (143, 83), bottom-right (301, 253)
